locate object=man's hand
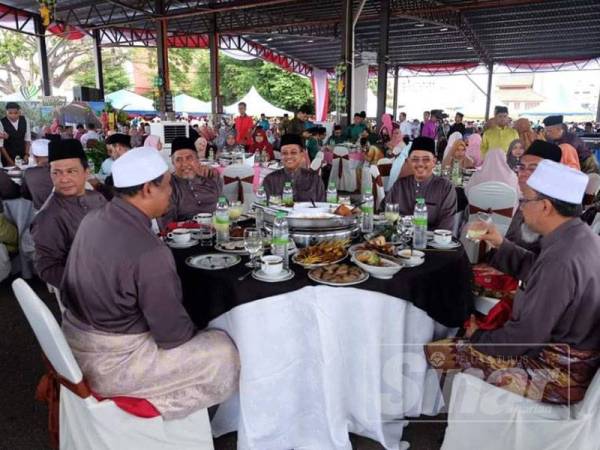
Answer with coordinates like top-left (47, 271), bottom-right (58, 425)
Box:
top-left (466, 220), bottom-right (503, 248)
top-left (193, 160), bottom-right (216, 178)
top-left (0, 131), bottom-right (8, 139)
top-left (465, 314), bottom-right (479, 339)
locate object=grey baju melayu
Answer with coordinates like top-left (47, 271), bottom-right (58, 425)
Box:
top-left (262, 167), bottom-right (326, 202)
top-left (61, 197), bottom-right (239, 419)
top-left (30, 190), bottom-right (106, 287)
top-left (22, 165), bottom-right (53, 210)
top-left (384, 175), bottom-right (457, 230)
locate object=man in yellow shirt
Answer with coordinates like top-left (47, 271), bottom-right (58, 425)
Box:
top-left (480, 106), bottom-right (519, 157)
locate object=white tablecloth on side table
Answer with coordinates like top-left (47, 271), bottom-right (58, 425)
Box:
top-left (210, 286), bottom-right (452, 450)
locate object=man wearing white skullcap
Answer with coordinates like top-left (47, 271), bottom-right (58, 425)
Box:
top-left (427, 160), bottom-right (600, 404)
top-left (22, 139), bottom-right (53, 209)
top-left (61, 147), bottom-right (239, 419)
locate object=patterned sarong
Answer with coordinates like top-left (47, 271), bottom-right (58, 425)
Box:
top-left (425, 338), bottom-right (600, 404)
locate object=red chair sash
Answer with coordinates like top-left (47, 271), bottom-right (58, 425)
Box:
top-left (223, 175), bottom-right (254, 203)
top-left (377, 163), bottom-right (392, 177)
top-left (469, 204), bottom-right (513, 218)
top-left (333, 154), bottom-right (349, 178)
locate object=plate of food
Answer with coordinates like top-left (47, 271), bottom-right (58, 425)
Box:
top-left (349, 236), bottom-right (397, 256)
top-left (291, 239), bottom-right (349, 268)
top-left (308, 263), bottom-right (369, 287)
top-left (186, 253), bottom-right (241, 270)
top-left (215, 240), bottom-right (247, 254)
top-left (352, 250), bottom-right (403, 279)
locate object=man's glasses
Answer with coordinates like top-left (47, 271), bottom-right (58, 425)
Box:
top-left (409, 157), bottom-right (433, 164)
top-left (515, 164), bottom-right (537, 174)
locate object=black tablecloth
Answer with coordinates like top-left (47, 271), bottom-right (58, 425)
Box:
top-left (172, 243), bottom-right (474, 330)
top-left (456, 186), bottom-right (468, 213)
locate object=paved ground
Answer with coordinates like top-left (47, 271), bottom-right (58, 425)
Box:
top-left (0, 275), bottom-right (446, 450)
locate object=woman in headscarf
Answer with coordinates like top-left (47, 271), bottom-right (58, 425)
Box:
top-left (385, 123), bottom-right (405, 157)
top-left (248, 128), bottom-right (274, 160)
top-left (222, 132), bottom-right (241, 154)
top-left (465, 148), bottom-right (520, 203)
top-left (144, 134), bottom-right (162, 150)
top-left (194, 137), bottom-right (208, 159)
top-left (443, 131), bottom-right (463, 159)
top-left (506, 139), bottom-right (525, 171)
top-left (365, 145), bottom-right (385, 165)
top-left (513, 118), bottom-right (537, 150)
top-left (465, 133), bottom-right (483, 167)
top-left (442, 139), bottom-right (474, 171)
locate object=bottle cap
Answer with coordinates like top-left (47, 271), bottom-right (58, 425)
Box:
top-left (218, 196), bottom-right (226, 202)
top-left (365, 188), bottom-right (372, 194)
top-left (276, 211), bottom-right (287, 219)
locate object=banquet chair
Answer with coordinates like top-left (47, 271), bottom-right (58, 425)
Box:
top-left (11, 278), bottom-right (214, 450)
top-left (328, 146), bottom-right (357, 192)
top-left (243, 153), bottom-right (255, 167)
top-left (310, 151), bottom-right (324, 172)
top-left (362, 164), bottom-right (386, 211)
top-left (462, 182), bottom-right (518, 263)
top-left (441, 369), bottom-right (600, 450)
top-left (222, 165), bottom-right (255, 212)
top-left (584, 173), bottom-right (600, 205)
top-left (376, 159), bottom-right (393, 192)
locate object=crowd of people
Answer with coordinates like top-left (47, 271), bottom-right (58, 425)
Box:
top-left (1, 95), bottom-right (600, 442)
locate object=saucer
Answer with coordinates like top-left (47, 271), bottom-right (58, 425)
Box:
top-left (428, 240), bottom-right (461, 249)
top-left (166, 238), bottom-right (199, 249)
top-left (252, 268), bottom-right (294, 282)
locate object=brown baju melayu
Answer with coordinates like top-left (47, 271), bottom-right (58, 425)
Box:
top-left (22, 165), bottom-right (53, 210)
top-left (262, 167), bottom-right (326, 202)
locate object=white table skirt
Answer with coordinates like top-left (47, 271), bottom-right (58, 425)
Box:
top-left (209, 286), bottom-right (453, 450)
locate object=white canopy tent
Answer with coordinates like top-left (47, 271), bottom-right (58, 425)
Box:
top-left (105, 89), bottom-right (155, 113)
top-left (224, 86), bottom-right (292, 117)
top-left (173, 94), bottom-right (211, 114)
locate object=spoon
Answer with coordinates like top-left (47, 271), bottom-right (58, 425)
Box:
top-left (237, 269), bottom-right (254, 281)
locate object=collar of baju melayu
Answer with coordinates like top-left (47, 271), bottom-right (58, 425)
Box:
top-left (111, 196), bottom-right (152, 229)
top-left (53, 190), bottom-right (89, 203)
top-left (540, 217), bottom-right (581, 251)
top-left (413, 174), bottom-right (434, 189)
top-left (283, 167), bottom-right (302, 179)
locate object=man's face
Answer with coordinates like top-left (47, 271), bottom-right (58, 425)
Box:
top-left (112, 144), bottom-right (129, 160)
top-left (173, 149), bottom-right (199, 180)
top-left (454, 143), bottom-right (466, 159)
top-left (423, 112), bottom-right (430, 121)
top-left (297, 112), bottom-right (307, 121)
top-left (238, 104), bottom-right (246, 115)
top-left (545, 124), bottom-right (563, 141)
top-left (520, 185), bottom-right (545, 233)
top-left (334, 129), bottom-right (342, 137)
top-left (281, 144), bottom-right (303, 171)
top-left (226, 135), bottom-right (236, 146)
top-left (6, 108), bottom-right (20, 121)
top-left (455, 114), bottom-right (463, 124)
top-left (409, 150), bottom-right (436, 181)
top-left (495, 112), bottom-right (509, 127)
top-left (516, 154), bottom-right (542, 190)
top-left (400, 113), bottom-right (406, 122)
top-left (353, 115), bottom-right (363, 125)
top-left (148, 171), bottom-right (172, 217)
top-left (50, 158), bottom-right (88, 197)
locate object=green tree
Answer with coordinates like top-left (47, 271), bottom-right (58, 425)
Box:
top-left (257, 63), bottom-right (312, 111)
top-left (73, 48), bottom-right (131, 93)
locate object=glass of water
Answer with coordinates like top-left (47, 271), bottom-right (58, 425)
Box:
top-left (244, 228), bottom-right (263, 268)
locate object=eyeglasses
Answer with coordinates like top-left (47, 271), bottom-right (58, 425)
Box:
top-left (519, 197), bottom-right (544, 208)
top-left (409, 157), bottom-right (433, 164)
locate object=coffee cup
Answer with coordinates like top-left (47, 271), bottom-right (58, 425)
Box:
top-left (167, 228), bottom-right (191, 244)
top-left (193, 213), bottom-right (213, 226)
top-left (261, 255), bottom-right (283, 275)
top-left (398, 249), bottom-right (425, 266)
top-left (433, 229), bottom-right (452, 245)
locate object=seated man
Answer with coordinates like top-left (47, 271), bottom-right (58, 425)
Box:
top-left (326, 125), bottom-right (345, 146)
top-left (0, 169), bottom-right (20, 200)
top-left (22, 139), bottom-right (53, 210)
top-left (384, 136), bottom-right (456, 230)
top-left (160, 137), bottom-right (222, 226)
top-left (92, 133), bottom-right (132, 200)
top-left (30, 139), bottom-right (107, 288)
top-left (262, 133), bottom-right (326, 202)
top-left (499, 140), bottom-right (562, 254)
top-left (426, 160), bottom-right (600, 404)
top-left (61, 147), bottom-right (239, 419)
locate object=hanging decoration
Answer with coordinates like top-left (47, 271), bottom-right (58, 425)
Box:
top-left (38, 0), bottom-right (56, 28)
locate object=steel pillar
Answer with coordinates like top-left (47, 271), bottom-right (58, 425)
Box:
top-left (34, 16), bottom-right (51, 96)
top-left (92, 29), bottom-right (105, 98)
top-left (392, 65), bottom-right (399, 120)
top-left (485, 62), bottom-right (493, 121)
top-left (376, 0), bottom-right (390, 127)
top-left (209, 14), bottom-right (221, 115)
top-left (339, 0), bottom-right (353, 126)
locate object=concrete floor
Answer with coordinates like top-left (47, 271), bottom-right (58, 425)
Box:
top-left (0, 275), bottom-right (446, 450)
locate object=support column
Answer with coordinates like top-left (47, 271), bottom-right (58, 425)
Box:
top-left (339, 0), bottom-right (353, 126)
top-left (156, 0), bottom-right (172, 118)
top-left (376, 0), bottom-right (390, 128)
top-left (596, 84), bottom-right (600, 123)
top-left (92, 29), bottom-right (105, 99)
top-left (34, 16), bottom-right (51, 96)
top-left (485, 62), bottom-right (494, 121)
top-left (209, 14), bottom-right (221, 115)
top-left (392, 65), bottom-right (399, 121)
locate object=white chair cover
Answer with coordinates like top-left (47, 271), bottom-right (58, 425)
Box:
top-left (441, 371), bottom-right (600, 450)
top-left (273, 150), bottom-right (281, 161)
top-left (586, 173), bottom-right (600, 197)
top-left (310, 151), bottom-right (324, 172)
top-left (363, 164), bottom-right (385, 211)
top-left (11, 278), bottom-right (214, 450)
top-left (222, 165), bottom-right (256, 212)
top-left (328, 147), bottom-right (357, 192)
top-left (243, 153), bottom-right (255, 167)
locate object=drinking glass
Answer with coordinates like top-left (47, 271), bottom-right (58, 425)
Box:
top-left (229, 201), bottom-right (244, 223)
top-left (244, 228), bottom-right (263, 268)
top-left (397, 215), bottom-right (414, 246)
top-left (384, 203), bottom-right (400, 226)
top-left (338, 195), bottom-right (351, 206)
top-left (466, 212), bottom-right (493, 241)
top-left (254, 207), bottom-right (264, 231)
top-left (269, 195), bottom-right (282, 206)
top-left (197, 227), bottom-right (214, 247)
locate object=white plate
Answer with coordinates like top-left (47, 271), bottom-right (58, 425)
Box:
top-left (166, 238), bottom-right (199, 249)
top-left (215, 241), bottom-right (248, 254)
top-left (307, 268), bottom-right (369, 287)
top-left (291, 252), bottom-right (347, 269)
top-left (398, 258), bottom-right (425, 268)
top-left (428, 240), bottom-right (461, 249)
top-left (252, 268), bottom-right (295, 283)
top-left (185, 253), bottom-right (241, 270)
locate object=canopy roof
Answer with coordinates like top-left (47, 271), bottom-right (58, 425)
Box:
top-left (173, 93), bottom-right (211, 114)
top-left (105, 89), bottom-right (155, 113)
top-left (1, 1), bottom-right (599, 76)
top-left (224, 87), bottom-right (291, 117)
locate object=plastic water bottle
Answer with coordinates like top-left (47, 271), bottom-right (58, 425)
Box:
top-left (255, 185), bottom-right (267, 205)
top-left (272, 211), bottom-right (289, 269)
top-left (413, 197), bottom-right (428, 249)
top-left (88, 159), bottom-right (96, 174)
top-left (451, 159), bottom-right (462, 186)
top-left (361, 188), bottom-right (374, 233)
top-left (282, 181), bottom-right (294, 207)
top-left (14, 155), bottom-right (22, 168)
top-left (433, 161), bottom-right (442, 177)
top-left (326, 182), bottom-right (338, 204)
top-left (214, 196), bottom-right (230, 244)
top-left (208, 148), bottom-right (215, 161)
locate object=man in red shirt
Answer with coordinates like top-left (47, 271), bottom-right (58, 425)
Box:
top-left (234, 102), bottom-right (254, 148)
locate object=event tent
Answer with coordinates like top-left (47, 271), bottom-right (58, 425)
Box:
top-left (224, 87), bottom-right (291, 117)
top-left (173, 94), bottom-right (211, 114)
top-left (105, 89), bottom-right (155, 113)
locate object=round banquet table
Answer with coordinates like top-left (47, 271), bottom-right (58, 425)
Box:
top-left (172, 242), bottom-right (473, 331)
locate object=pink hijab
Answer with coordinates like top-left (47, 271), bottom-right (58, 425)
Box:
top-left (144, 134), bottom-right (161, 149)
top-left (380, 113), bottom-right (394, 138)
top-left (465, 148), bottom-right (519, 199)
top-left (466, 134), bottom-right (482, 167)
